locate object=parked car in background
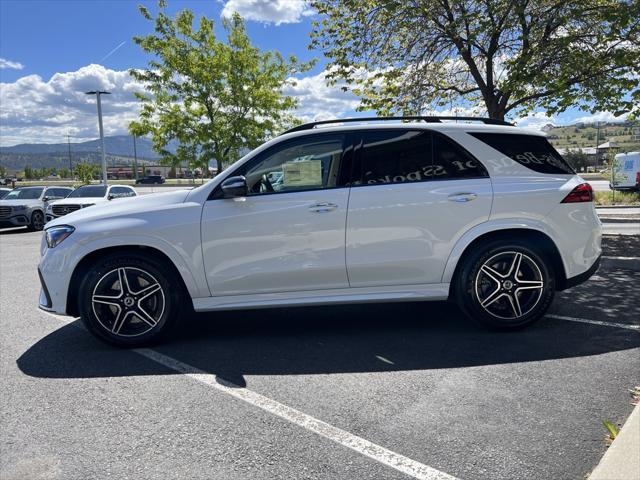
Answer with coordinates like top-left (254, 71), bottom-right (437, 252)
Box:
top-left (0, 188), bottom-right (11, 199)
top-left (45, 184), bottom-right (138, 223)
top-left (39, 116), bottom-right (602, 347)
top-left (610, 151), bottom-right (640, 191)
top-left (0, 186), bottom-right (72, 230)
top-left (135, 175), bottom-right (165, 184)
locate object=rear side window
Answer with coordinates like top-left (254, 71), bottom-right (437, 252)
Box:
top-left (470, 132), bottom-right (574, 174)
top-left (358, 130), bottom-right (433, 185)
top-left (434, 134), bottom-right (488, 178)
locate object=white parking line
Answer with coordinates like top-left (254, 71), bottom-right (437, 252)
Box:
top-left (546, 314), bottom-right (640, 331)
top-left (40, 311), bottom-right (458, 480)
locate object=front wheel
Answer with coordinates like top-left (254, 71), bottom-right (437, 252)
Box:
top-left (78, 254), bottom-right (182, 347)
top-left (29, 210), bottom-right (45, 231)
top-left (455, 240), bottom-right (555, 329)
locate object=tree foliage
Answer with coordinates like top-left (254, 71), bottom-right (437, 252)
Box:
top-left (74, 163), bottom-right (97, 185)
top-left (310, 0), bottom-right (640, 120)
top-left (130, 1), bottom-right (310, 174)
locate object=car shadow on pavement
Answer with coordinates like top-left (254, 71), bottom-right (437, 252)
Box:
top-left (17, 300), bottom-right (640, 387)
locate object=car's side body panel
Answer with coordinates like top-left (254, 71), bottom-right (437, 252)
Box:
top-left (201, 188), bottom-right (351, 296)
top-left (192, 282), bottom-right (449, 311)
top-left (38, 190), bottom-right (208, 314)
top-left (346, 178), bottom-right (492, 286)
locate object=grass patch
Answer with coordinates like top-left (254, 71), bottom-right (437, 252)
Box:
top-left (594, 191), bottom-right (640, 206)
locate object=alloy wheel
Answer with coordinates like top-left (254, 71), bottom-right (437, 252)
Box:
top-left (91, 267), bottom-right (165, 337)
top-left (474, 251), bottom-right (544, 320)
top-left (32, 211), bottom-right (44, 230)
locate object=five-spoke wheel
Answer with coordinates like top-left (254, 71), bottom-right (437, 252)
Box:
top-left (92, 267), bottom-right (165, 337)
top-left (456, 239), bottom-right (555, 329)
top-left (79, 253), bottom-right (181, 347)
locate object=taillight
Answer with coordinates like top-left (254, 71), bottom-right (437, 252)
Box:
top-left (636, 171), bottom-right (640, 186)
top-left (561, 183), bottom-right (593, 203)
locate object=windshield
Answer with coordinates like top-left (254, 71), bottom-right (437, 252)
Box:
top-left (4, 187), bottom-right (44, 200)
top-left (68, 185), bottom-right (107, 198)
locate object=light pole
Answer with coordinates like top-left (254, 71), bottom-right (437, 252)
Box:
top-left (85, 90), bottom-right (111, 185)
top-left (132, 134), bottom-right (139, 182)
top-left (67, 134), bottom-right (73, 177)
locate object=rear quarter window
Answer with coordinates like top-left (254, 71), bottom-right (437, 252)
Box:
top-left (469, 132), bottom-right (575, 174)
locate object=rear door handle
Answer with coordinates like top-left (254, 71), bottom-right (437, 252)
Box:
top-left (309, 202), bottom-right (338, 212)
top-left (447, 192), bottom-right (478, 203)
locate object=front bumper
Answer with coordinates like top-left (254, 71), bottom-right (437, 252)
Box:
top-left (0, 215), bottom-right (29, 228)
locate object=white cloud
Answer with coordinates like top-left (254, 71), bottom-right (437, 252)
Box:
top-left (0, 65), bottom-right (357, 146)
top-left (0, 64), bottom-right (146, 146)
top-left (0, 58), bottom-right (24, 70)
top-left (571, 111), bottom-right (630, 125)
top-left (285, 70), bottom-right (361, 122)
top-left (221, 0), bottom-right (313, 25)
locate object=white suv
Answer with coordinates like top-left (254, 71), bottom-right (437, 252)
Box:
top-left (38, 117), bottom-right (602, 347)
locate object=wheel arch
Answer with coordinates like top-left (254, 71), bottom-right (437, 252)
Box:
top-left (445, 227), bottom-right (568, 295)
top-left (66, 245), bottom-right (191, 317)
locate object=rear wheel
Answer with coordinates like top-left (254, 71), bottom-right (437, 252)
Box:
top-left (455, 239), bottom-right (555, 329)
top-left (78, 253), bottom-right (182, 347)
top-left (29, 210), bottom-right (45, 231)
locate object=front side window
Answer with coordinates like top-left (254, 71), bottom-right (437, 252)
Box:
top-left (110, 186), bottom-right (136, 198)
top-left (237, 135), bottom-right (346, 195)
top-left (68, 185), bottom-right (107, 198)
top-left (469, 132), bottom-right (575, 174)
top-left (358, 130), bottom-right (433, 185)
top-left (46, 188), bottom-right (71, 199)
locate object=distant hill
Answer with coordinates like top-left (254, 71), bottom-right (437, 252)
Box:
top-left (0, 135), bottom-right (166, 159)
top-left (0, 135), bottom-right (178, 172)
top-left (544, 121), bottom-right (640, 151)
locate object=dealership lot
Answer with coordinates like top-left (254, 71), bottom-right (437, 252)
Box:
top-left (1, 229), bottom-right (638, 480)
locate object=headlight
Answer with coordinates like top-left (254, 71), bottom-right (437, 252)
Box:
top-left (81, 203), bottom-right (95, 208)
top-left (45, 225), bottom-right (75, 248)
top-left (46, 204), bottom-right (53, 213)
top-left (13, 205), bottom-right (26, 211)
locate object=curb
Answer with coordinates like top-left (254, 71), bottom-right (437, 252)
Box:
top-left (589, 403), bottom-right (640, 480)
top-left (601, 256), bottom-right (640, 271)
top-left (596, 205), bottom-right (640, 209)
top-left (598, 217), bottom-right (640, 223)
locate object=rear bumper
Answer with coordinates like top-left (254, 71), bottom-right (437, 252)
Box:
top-left (561, 254), bottom-right (601, 291)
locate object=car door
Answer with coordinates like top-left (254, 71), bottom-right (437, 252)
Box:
top-left (346, 129), bottom-right (492, 287)
top-left (201, 133), bottom-right (353, 296)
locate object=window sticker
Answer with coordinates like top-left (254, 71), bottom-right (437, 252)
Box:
top-left (282, 160), bottom-right (322, 187)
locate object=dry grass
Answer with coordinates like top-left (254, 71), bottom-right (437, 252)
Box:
top-left (594, 191), bottom-right (640, 206)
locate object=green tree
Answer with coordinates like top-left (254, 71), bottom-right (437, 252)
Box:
top-left (75, 163), bottom-right (96, 185)
top-left (310, 0), bottom-right (640, 120)
top-left (24, 165), bottom-right (33, 179)
top-left (129, 1), bottom-right (309, 174)
top-left (563, 149), bottom-right (590, 172)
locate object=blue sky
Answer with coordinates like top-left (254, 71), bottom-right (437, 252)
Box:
top-left (0, 0), bottom-right (631, 146)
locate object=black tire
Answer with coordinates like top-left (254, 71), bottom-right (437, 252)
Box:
top-left (454, 239), bottom-right (555, 330)
top-left (78, 253), bottom-right (182, 347)
top-left (28, 210), bottom-right (45, 231)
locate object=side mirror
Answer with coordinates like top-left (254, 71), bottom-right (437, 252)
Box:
top-left (42, 196), bottom-right (49, 202)
top-left (107, 194), bottom-right (115, 200)
top-left (221, 176), bottom-right (247, 198)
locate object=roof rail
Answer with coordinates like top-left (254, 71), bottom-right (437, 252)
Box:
top-left (282, 116), bottom-right (513, 134)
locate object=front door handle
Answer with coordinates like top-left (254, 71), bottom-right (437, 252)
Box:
top-left (447, 192), bottom-right (477, 203)
top-left (309, 202), bottom-right (338, 212)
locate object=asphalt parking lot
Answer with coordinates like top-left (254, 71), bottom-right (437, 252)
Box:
top-left (1, 229), bottom-right (639, 480)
